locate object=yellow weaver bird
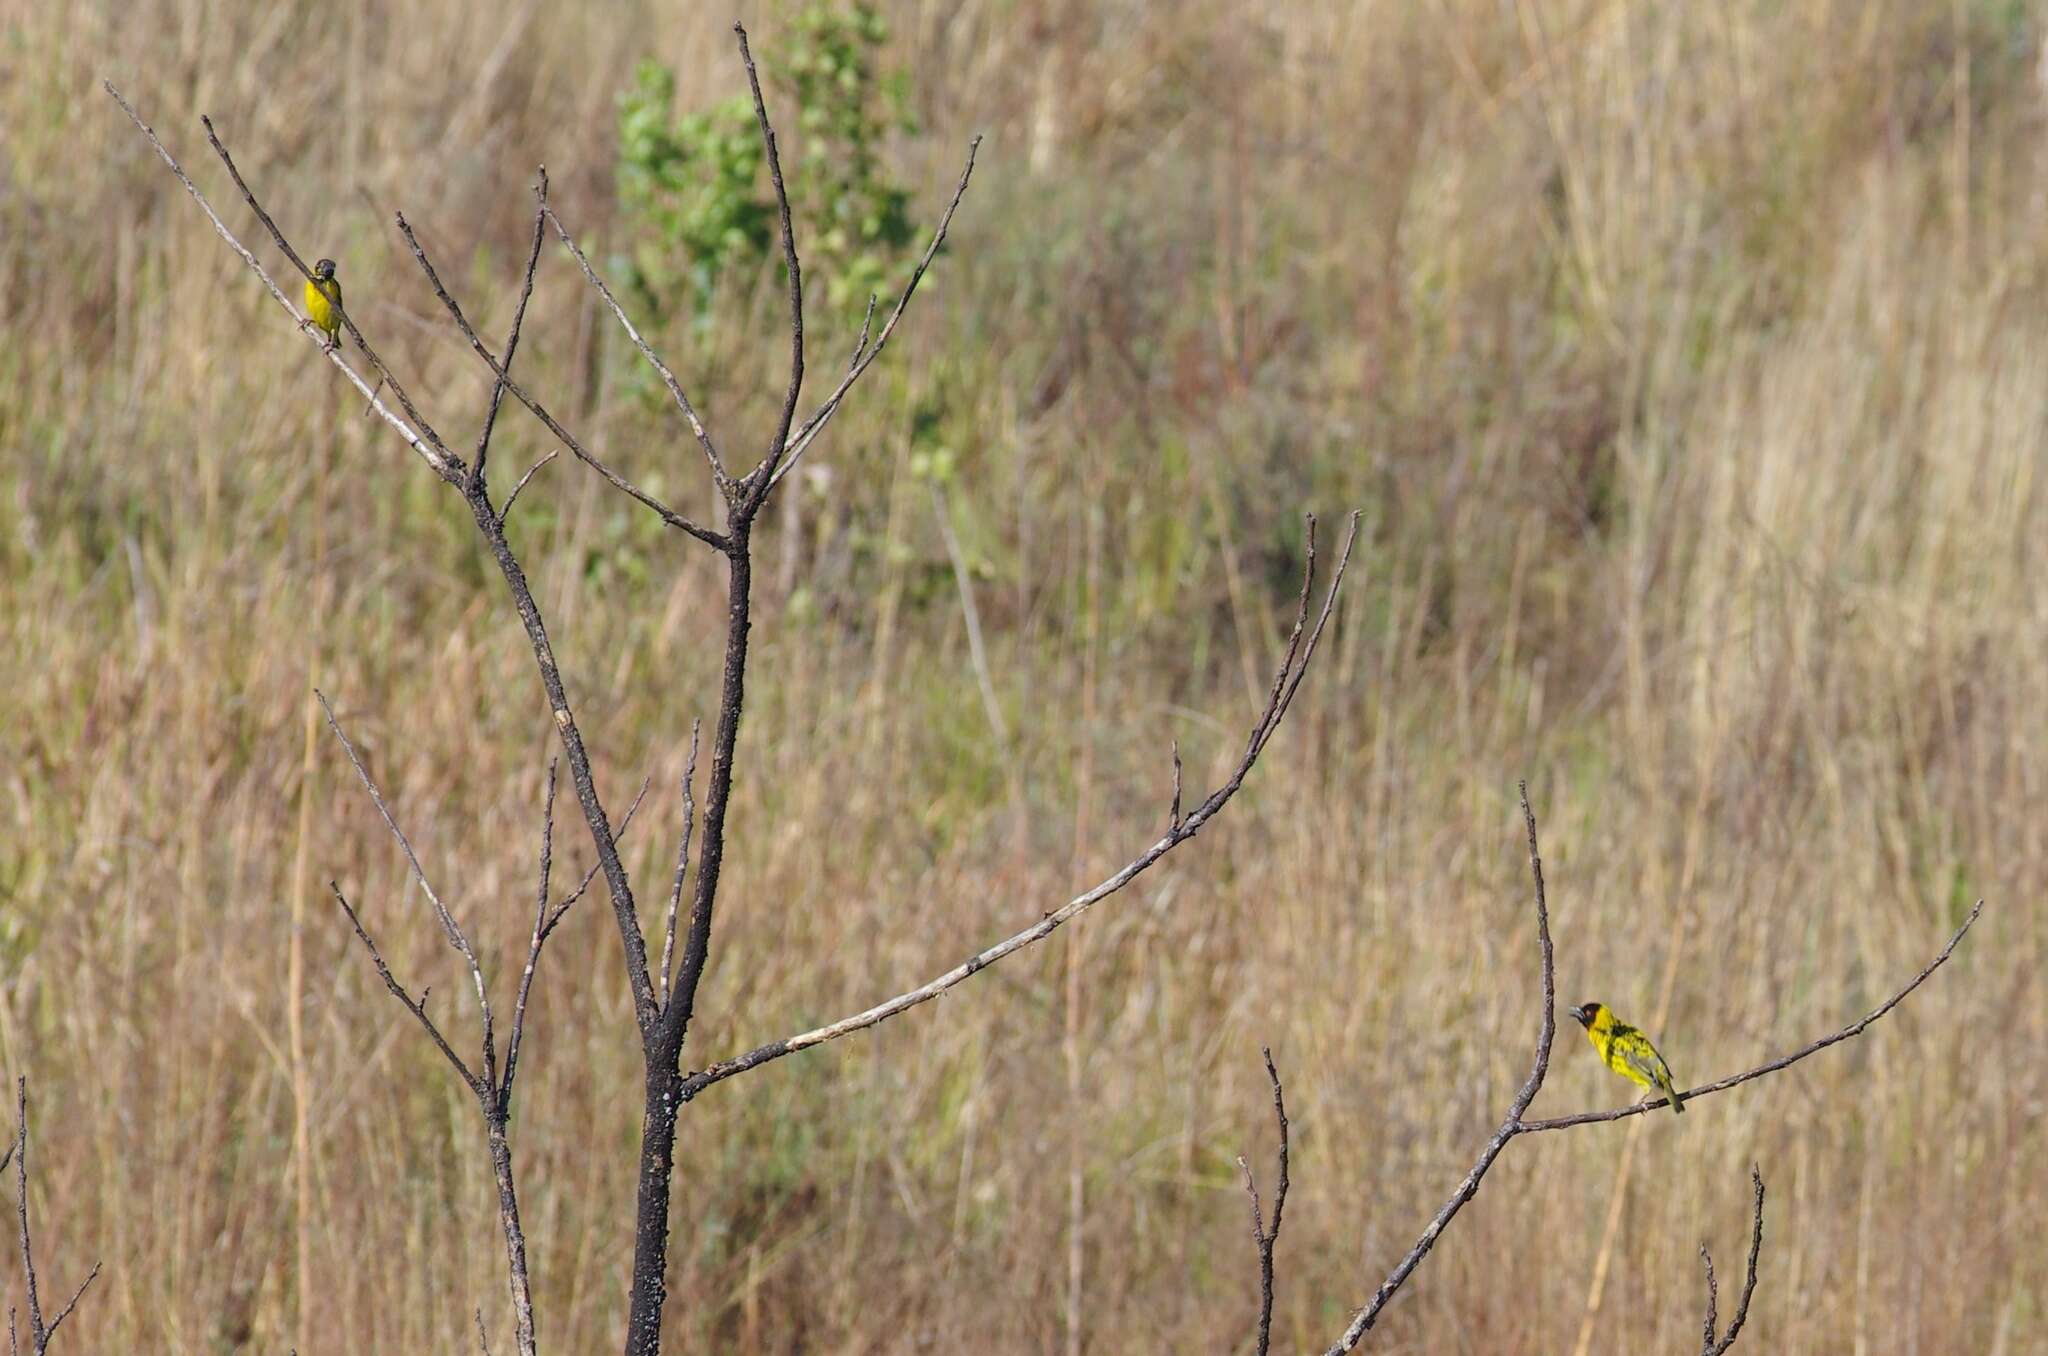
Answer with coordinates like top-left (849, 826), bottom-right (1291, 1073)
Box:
top-left (1571, 1001), bottom-right (1685, 1114)
top-left (306, 257), bottom-right (343, 350)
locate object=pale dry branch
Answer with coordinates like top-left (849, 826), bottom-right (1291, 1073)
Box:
top-left (678, 512), bottom-right (1363, 1100)
top-left (1518, 899), bottom-right (1983, 1131)
top-left (198, 112), bottom-right (455, 466)
top-left (103, 83), bottom-right (455, 480)
top-left (1299, 808), bottom-right (1974, 1353)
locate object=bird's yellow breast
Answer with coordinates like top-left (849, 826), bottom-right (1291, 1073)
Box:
top-left (306, 277), bottom-right (341, 333)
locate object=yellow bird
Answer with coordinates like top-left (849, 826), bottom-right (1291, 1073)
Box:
top-left (1571, 1001), bottom-right (1685, 1114)
top-left (306, 257), bottom-right (343, 350)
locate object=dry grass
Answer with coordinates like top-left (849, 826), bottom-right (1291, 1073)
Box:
top-left (2, 0), bottom-right (2044, 1351)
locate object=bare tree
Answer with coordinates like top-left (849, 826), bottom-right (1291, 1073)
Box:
top-left (109, 23), bottom-right (1362, 1354)
top-left (114, 25), bottom-right (1981, 1349)
top-left (7, 1079), bottom-right (100, 1356)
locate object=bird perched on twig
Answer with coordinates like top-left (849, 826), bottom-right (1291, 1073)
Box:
top-left (1571, 1001), bottom-right (1685, 1114)
top-left (306, 257), bottom-right (343, 351)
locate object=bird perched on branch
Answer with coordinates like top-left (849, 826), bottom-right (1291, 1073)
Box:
top-left (1571, 1001), bottom-right (1685, 1114)
top-left (306, 257), bottom-right (343, 351)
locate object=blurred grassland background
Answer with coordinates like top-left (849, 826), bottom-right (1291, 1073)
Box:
top-left (2, 0), bottom-right (2045, 1351)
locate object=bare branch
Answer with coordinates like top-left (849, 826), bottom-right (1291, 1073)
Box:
top-left (392, 211), bottom-right (729, 551)
top-left (35, 1270), bottom-right (96, 1355)
top-left (317, 690), bottom-right (496, 1085)
top-left (734, 21), bottom-right (805, 510)
top-left (660, 721), bottom-right (704, 1003)
top-left (1169, 740), bottom-right (1184, 832)
top-left (1518, 900), bottom-right (1984, 1131)
top-left (198, 114), bottom-right (456, 470)
top-left (332, 884), bottom-right (481, 1092)
top-left (12, 1084), bottom-right (39, 1345)
top-left (476, 1308), bottom-right (494, 1356)
top-left (502, 760), bottom-right (559, 1105)
top-left (499, 451), bottom-right (558, 524)
top-left (766, 136), bottom-right (982, 495)
top-left (678, 513), bottom-right (1363, 1100)
top-left (541, 776), bottom-right (654, 941)
top-left (1700, 1166), bottom-right (1767, 1354)
top-left (103, 84), bottom-right (456, 481)
top-left (1238, 1047), bottom-right (1290, 1356)
top-left (541, 206), bottom-right (729, 496)
top-left (1323, 782), bottom-right (1556, 1353)
top-left (848, 294), bottom-right (877, 371)
top-left (474, 169), bottom-right (552, 494)
top-left (11, 1080), bottom-right (101, 1356)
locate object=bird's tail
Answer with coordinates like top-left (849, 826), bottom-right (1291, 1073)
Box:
top-left (1663, 1077), bottom-right (1685, 1115)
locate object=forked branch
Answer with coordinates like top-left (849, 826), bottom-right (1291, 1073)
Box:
top-left (1238, 1048), bottom-right (1291, 1356)
top-left (9, 1080), bottom-right (101, 1356)
top-left (391, 210), bottom-right (728, 550)
top-left (473, 171), bottom-right (553, 492)
top-left (103, 84), bottom-right (456, 481)
top-left (735, 20), bottom-right (806, 506)
top-left (1517, 899), bottom-right (1982, 1130)
top-left (1699, 1166), bottom-right (1767, 1356)
top-left (678, 511), bottom-right (1363, 1100)
top-left (767, 136), bottom-right (982, 495)
top-left (1321, 783), bottom-right (1556, 1353)
top-left (1301, 791), bottom-right (1976, 1353)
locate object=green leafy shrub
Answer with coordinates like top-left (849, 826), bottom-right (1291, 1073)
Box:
top-left (616, 3), bottom-right (921, 323)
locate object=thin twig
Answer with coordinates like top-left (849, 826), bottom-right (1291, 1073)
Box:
top-left (660, 721), bottom-right (704, 1003)
top-left (1238, 1047), bottom-right (1290, 1356)
top-left (1700, 1166), bottom-right (1767, 1354)
top-left (542, 776), bottom-right (654, 940)
top-left (766, 136), bottom-right (982, 495)
top-left (734, 21), bottom-right (805, 508)
top-left (474, 168), bottom-right (552, 495)
top-left (848, 294), bottom-right (877, 371)
top-left (1168, 739), bottom-right (1184, 832)
top-left (317, 689), bottom-right (496, 1086)
top-left (332, 884), bottom-right (480, 1092)
top-left (393, 211), bottom-right (729, 551)
top-left (1322, 782), bottom-right (1556, 1354)
top-left (678, 513), bottom-right (1363, 1099)
top-left (499, 451), bottom-right (558, 524)
top-left (1518, 900), bottom-right (1984, 1131)
top-left (102, 84), bottom-right (455, 480)
top-left (9, 1084), bottom-right (102, 1356)
top-left (541, 205), bottom-right (729, 496)
top-left (502, 760), bottom-right (559, 1105)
